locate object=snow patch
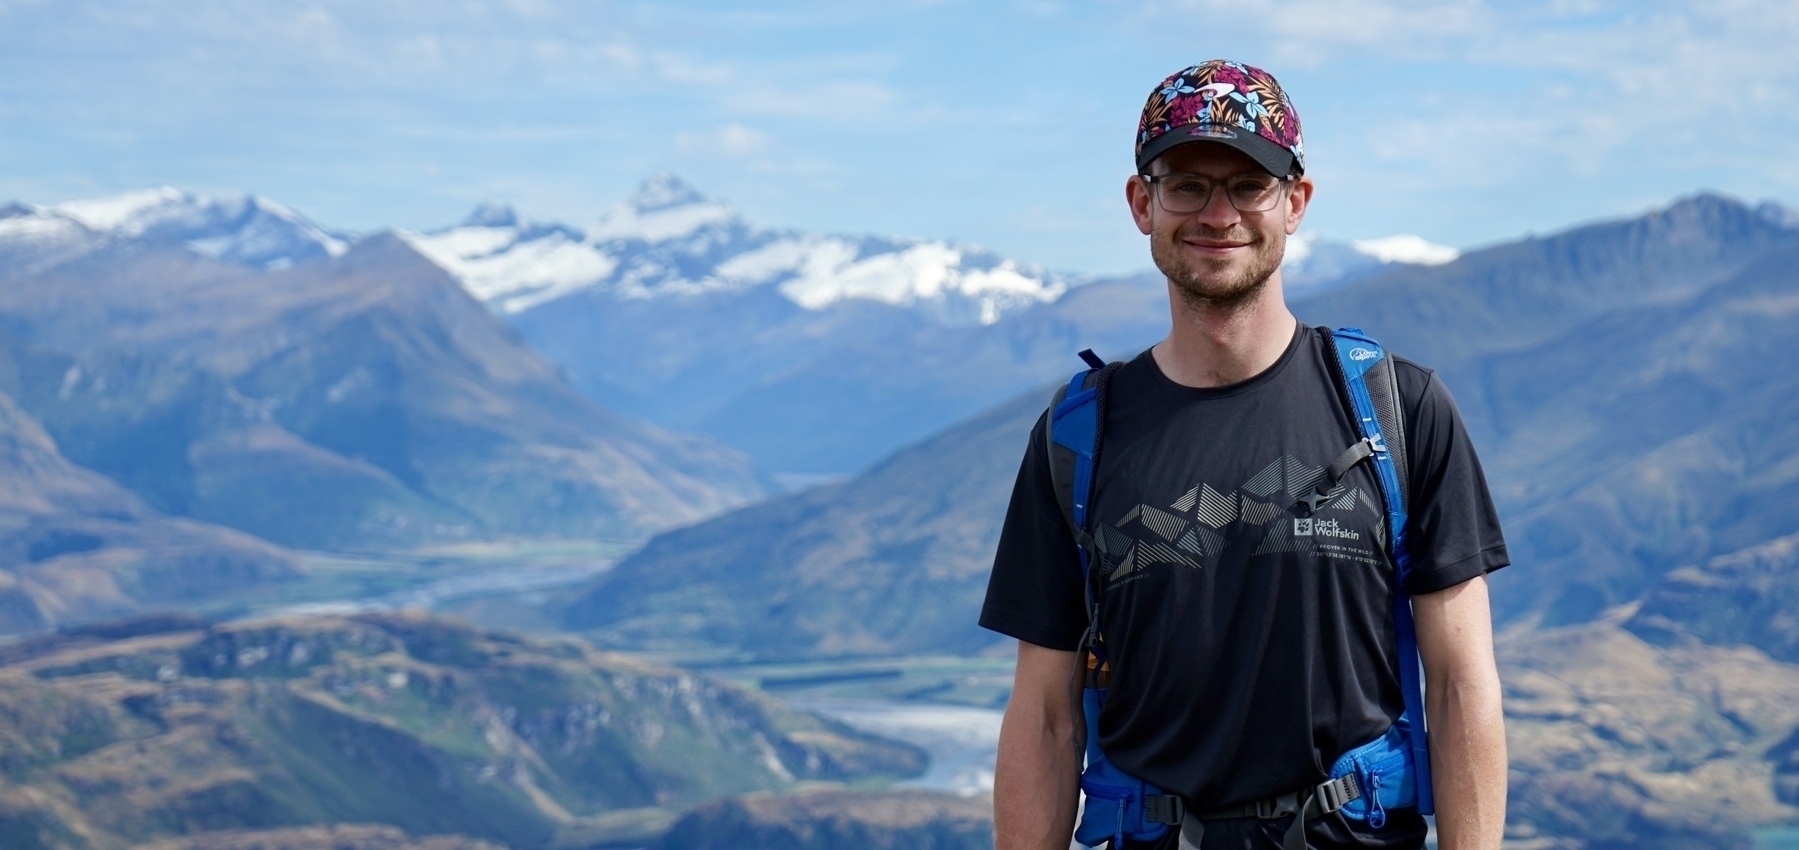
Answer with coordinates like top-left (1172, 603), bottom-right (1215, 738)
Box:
top-left (590, 198), bottom-right (737, 243)
top-left (1758, 200), bottom-right (1799, 229)
top-left (1352, 234), bottom-right (1459, 266)
top-left (400, 226), bottom-right (619, 314)
top-left (713, 237), bottom-right (827, 284)
top-left (774, 241), bottom-right (1064, 321)
top-left (1282, 231), bottom-right (1317, 267)
top-left (588, 174), bottom-right (741, 243)
top-left (631, 173), bottom-right (708, 212)
top-left (409, 176), bottom-right (1065, 324)
top-left (47, 187), bottom-right (348, 263)
top-left (53, 187), bottom-right (189, 233)
top-left (0, 214), bottom-right (91, 246)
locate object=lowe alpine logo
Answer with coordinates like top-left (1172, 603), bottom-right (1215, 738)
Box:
top-left (1348, 347), bottom-right (1379, 361)
top-left (1294, 517), bottom-right (1359, 540)
top-left (1186, 125), bottom-right (1239, 140)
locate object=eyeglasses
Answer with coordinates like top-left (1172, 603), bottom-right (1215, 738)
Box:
top-left (1139, 172), bottom-right (1290, 214)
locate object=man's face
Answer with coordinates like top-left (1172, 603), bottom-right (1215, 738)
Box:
top-left (1125, 143), bottom-right (1313, 310)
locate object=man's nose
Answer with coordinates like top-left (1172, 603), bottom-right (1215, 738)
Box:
top-left (1193, 185), bottom-right (1242, 229)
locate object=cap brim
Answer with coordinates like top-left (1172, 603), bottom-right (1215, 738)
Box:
top-left (1136, 126), bottom-right (1298, 177)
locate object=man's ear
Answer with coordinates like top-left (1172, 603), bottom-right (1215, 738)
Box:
top-left (1284, 176), bottom-right (1315, 236)
top-left (1126, 174), bottom-right (1154, 235)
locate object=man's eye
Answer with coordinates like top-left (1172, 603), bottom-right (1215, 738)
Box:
top-left (1232, 179), bottom-right (1275, 194)
top-left (1168, 179), bottom-right (1209, 194)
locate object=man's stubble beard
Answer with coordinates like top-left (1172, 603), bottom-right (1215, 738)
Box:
top-left (1151, 222), bottom-right (1285, 314)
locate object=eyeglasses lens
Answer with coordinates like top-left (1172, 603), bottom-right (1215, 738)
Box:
top-left (1152, 174), bottom-right (1284, 213)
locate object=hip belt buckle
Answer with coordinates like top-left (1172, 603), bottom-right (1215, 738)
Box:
top-left (1145, 794), bottom-right (1186, 825)
top-left (1254, 791), bottom-right (1301, 819)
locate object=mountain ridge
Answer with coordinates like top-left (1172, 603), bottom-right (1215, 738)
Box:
top-left (0, 225), bottom-right (769, 550)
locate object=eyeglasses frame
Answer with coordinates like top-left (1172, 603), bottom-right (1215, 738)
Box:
top-left (1138, 171), bottom-right (1296, 215)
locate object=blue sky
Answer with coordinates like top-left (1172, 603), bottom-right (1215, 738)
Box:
top-left (2, 0), bottom-right (1794, 274)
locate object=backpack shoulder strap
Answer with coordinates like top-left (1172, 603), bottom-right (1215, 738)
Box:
top-left (1324, 326), bottom-right (1433, 816)
top-left (1045, 349), bottom-right (1117, 560)
top-left (1046, 349), bottom-right (1124, 685)
top-left (1324, 327), bottom-right (1410, 532)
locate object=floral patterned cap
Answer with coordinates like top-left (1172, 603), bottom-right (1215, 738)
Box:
top-left (1136, 60), bottom-right (1304, 177)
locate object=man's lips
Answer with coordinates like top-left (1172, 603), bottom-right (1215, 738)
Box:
top-left (1184, 238), bottom-right (1250, 253)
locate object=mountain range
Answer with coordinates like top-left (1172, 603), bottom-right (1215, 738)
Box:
top-left (400, 175), bottom-right (1455, 474)
top-left (0, 194), bottom-right (769, 554)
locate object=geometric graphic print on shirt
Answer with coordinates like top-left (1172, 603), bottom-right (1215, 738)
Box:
top-left (1097, 453), bottom-right (1386, 591)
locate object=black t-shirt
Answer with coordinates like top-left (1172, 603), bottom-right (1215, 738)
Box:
top-left (980, 324), bottom-right (1508, 809)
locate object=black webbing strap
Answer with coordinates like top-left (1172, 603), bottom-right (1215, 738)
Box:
top-left (1190, 774), bottom-right (1360, 850)
top-left (1295, 436), bottom-right (1383, 513)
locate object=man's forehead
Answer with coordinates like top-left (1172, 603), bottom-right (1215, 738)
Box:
top-left (1147, 142), bottom-right (1266, 175)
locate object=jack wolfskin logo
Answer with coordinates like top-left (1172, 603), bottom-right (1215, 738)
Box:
top-left (1349, 347), bottom-right (1379, 361)
top-left (1309, 518), bottom-right (1360, 540)
top-left (1293, 518), bottom-right (1313, 536)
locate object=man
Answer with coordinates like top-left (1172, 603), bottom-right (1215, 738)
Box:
top-left (980, 60), bottom-right (1508, 850)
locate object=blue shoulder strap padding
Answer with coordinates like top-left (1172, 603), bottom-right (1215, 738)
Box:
top-left (1050, 360), bottom-right (1105, 665)
top-left (1328, 327), bottom-right (1434, 816)
top-left (1052, 353), bottom-right (1178, 848)
top-left (1052, 370), bottom-right (1100, 535)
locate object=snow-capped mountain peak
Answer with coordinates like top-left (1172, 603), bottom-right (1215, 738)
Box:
top-left (1758, 199), bottom-right (1799, 229)
top-left (22, 187), bottom-right (350, 269)
top-left (589, 175), bottom-right (739, 243)
top-left (1281, 231), bottom-right (1460, 297)
top-left (404, 175), bottom-right (1070, 323)
top-left (461, 202), bottom-right (520, 229)
top-left (1350, 234), bottom-right (1459, 266)
top-left (629, 173), bottom-right (708, 213)
top-left (402, 210), bottom-right (617, 313)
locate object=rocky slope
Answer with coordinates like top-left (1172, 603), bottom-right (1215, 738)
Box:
top-left (649, 789), bottom-right (992, 850)
top-left (1500, 620), bottom-right (1799, 849)
top-left (0, 611), bottom-right (924, 850)
top-left (0, 206), bottom-right (768, 548)
top-left (1625, 533), bottom-right (1799, 663)
top-left (128, 825), bottom-right (504, 850)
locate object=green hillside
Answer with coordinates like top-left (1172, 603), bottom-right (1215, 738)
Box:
top-left (0, 612), bottom-right (924, 850)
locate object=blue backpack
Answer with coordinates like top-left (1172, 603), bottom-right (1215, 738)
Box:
top-left (1046, 328), bottom-right (1432, 850)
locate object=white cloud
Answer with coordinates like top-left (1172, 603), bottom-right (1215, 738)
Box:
top-left (1129, 0), bottom-right (1799, 230)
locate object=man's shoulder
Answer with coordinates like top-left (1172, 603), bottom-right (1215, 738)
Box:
top-left (1389, 354), bottom-right (1439, 400)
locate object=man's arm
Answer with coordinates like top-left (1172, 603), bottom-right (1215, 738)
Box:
top-left (1414, 574), bottom-right (1507, 850)
top-left (995, 640), bottom-right (1082, 850)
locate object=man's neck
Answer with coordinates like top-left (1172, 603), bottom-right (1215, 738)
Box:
top-left (1152, 274), bottom-right (1297, 389)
